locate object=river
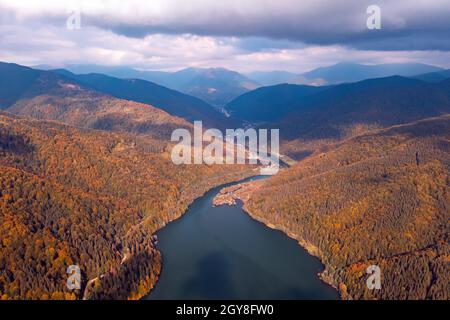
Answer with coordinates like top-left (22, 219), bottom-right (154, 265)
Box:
top-left (146, 176), bottom-right (339, 300)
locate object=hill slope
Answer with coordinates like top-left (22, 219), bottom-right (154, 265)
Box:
top-left (226, 83), bottom-right (326, 122)
top-left (295, 62), bottom-right (443, 85)
top-left (169, 67), bottom-right (260, 106)
top-left (2, 62), bottom-right (231, 130)
top-left (237, 115), bottom-right (450, 299)
top-left (245, 71), bottom-right (298, 86)
top-left (274, 76), bottom-right (450, 144)
top-left (50, 69), bottom-right (232, 129)
top-left (42, 64), bottom-right (260, 106)
top-left (413, 69), bottom-right (450, 83)
top-left (0, 62), bottom-right (199, 140)
top-left (0, 111), bottom-right (253, 300)
top-left (225, 76), bottom-right (450, 146)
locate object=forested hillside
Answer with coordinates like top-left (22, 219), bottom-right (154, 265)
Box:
top-left (243, 115), bottom-right (450, 299)
top-left (1, 61), bottom-right (448, 300)
top-left (49, 65), bottom-right (260, 106)
top-left (275, 77), bottom-right (450, 140)
top-left (267, 77), bottom-right (450, 159)
top-left (8, 91), bottom-right (190, 140)
top-left (0, 62), bottom-right (195, 139)
top-left (1, 62), bottom-right (232, 130)
top-left (231, 77), bottom-right (450, 137)
top-left (0, 62), bottom-right (258, 301)
top-left (51, 70), bottom-right (233, 129)
top-left (226, 84), bottom-right (325, 122)
top-left (0, 112), bottom-right (254, 299)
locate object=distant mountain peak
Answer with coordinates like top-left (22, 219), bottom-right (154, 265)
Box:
top-left (0, 61), bottom-right (235, 130)
top-left (295, 61), bottom-right (443, 85)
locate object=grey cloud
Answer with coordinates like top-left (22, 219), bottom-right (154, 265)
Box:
top-left (1, 0), bottom-right (449, 51)
top-left (206, 37), bottom-right (305, 53)
top-left (1, 0), bottom-right (450, 72)
top-left (81, 0), bottom-right (450, 51)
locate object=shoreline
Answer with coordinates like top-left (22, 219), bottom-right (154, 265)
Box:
top-left (82, 170), bottom-right (258, 300)
top-left (140, 171), bottom-right (260, 300)
top-left (241, 206), bottom-right (341, 296)
top-left (212, 180), bottom-right (342, 298)
top-left (141, 172), bottom-right (341, 300)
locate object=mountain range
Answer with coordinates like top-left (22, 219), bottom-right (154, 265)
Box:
top-left (1, 60), bottom-right (449, 300)
top-left (294, 62), bottom-right (443, 85)
top-left (2, 62), bottom-right (232, 130)
top-left (37, 64), bottom-right (260, 106)
top-left (50, 69), bottom-right (234, 129)
top-left (241, 114), bottom-right (450, 300)
top-left (35, 62), bottom-right (445, 106)
top-left (413, 69), bottom-right (450, 82)
top-left (226, 76), bottom-right (450, 155)
top-left (245, 62), bottom-right (444, 86)
top-left (0, 61), bottom-right (254, 300)
top-left (6, 61), bottom-right (450, 150)
top-left (226, 83), bottom-right (327, 122)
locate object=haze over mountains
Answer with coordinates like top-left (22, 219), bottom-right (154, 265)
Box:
top-left (51, 69), bottom-right (234, 129)
top-left (154, 67), bottom-right (260, 106)
top-left (226, 76), bottom-right (450, 155)
top-left (2, 62), bottom-right (232, 130)
top-left (35, 62), bottom-right (445, 107)
top-left (7, 60), bottom-right (450, 149)
top-left (245, 71), bottom-right (299, 86)
top-left (293, 62), bottom-right (443, 86)
top-left (245, 62), bottom-right (443, 86)
top-left (0, 61), bottom-right (254, 300)
top-left (414, 69), bottom-right (450, 83)
top-left (37, 64), bottom-right (260, 106)
top-left (226, 84), bottom-right (327, 122)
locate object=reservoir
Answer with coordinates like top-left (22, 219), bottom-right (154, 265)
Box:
top-left (146, 176), bottom-right (339, 300)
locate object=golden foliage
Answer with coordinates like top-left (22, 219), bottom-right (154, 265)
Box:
top-left (246, 115), bottom-right (450, 299)
top-left (0, 112), bottom-right (253, 299)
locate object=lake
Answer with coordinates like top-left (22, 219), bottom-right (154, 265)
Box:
top-left (146, 176), bottom-right (339, 300)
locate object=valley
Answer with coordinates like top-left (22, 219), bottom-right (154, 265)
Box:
top-left (1, 0), bottom-right (449, 306)
top-left (0, 62), bottom-right (257, 300)
top-left (0, 61), bottom-right (449, 300)
top-left (0, 111), bottom-right (255, 299)
top-left (223, 116), bottom-right (450, 299)
top-left (146, 176), bottom-right (338, 300)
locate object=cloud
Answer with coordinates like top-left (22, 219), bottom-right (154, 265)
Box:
top-left (1, 0), bottom-right (450, 50)
top-left (0, 0), bottom-right (449, 72)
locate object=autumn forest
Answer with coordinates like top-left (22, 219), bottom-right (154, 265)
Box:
top-left (0, 55), bottom-right (449, 301)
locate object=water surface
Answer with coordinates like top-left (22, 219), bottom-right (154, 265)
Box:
top-left (147, 176), bottom-right (338, 300)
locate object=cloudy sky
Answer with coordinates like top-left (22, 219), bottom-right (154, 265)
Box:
top-left (1, 0), bottom-right (450, 72)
